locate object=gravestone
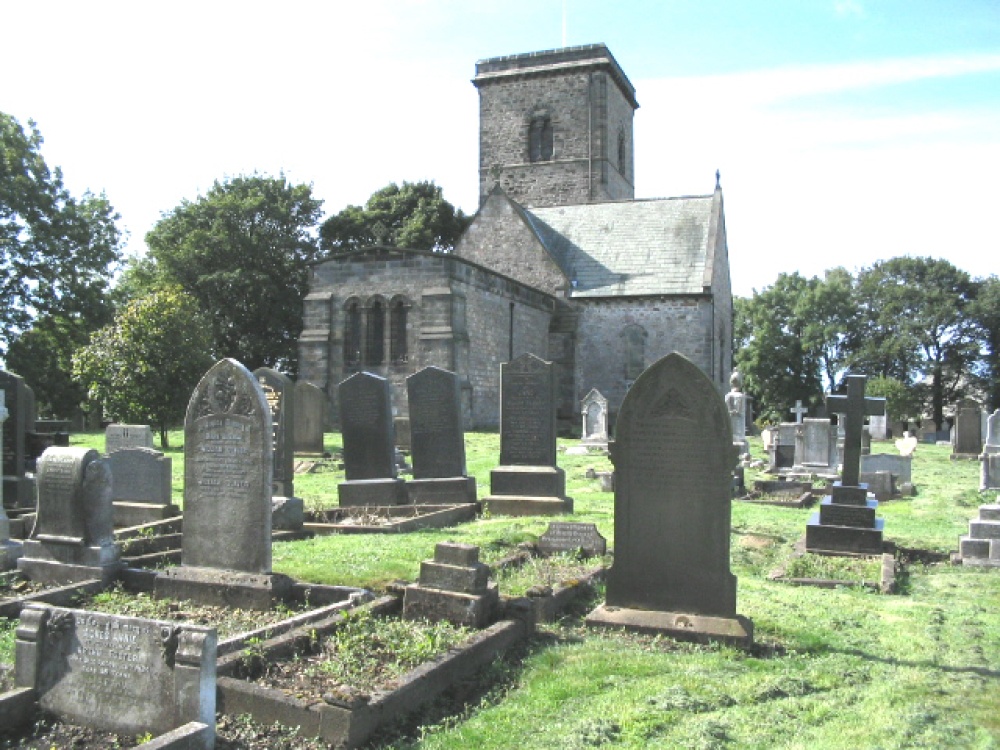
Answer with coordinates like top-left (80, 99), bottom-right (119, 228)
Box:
top-left (155, 358), bottom-right (291, 610)
top-left (106, 447), bottom-right (178, 526)
top-left (861, 452), bottom-right (913, 485)
top-left (768, 423), bottom-right (797, 472)
top-left (958, 502), bottom-right (1000, 566)
top-left (255, 367), bottom-right (303, 530)
top-left (725, 371), bottom-right (749, 454)
top-left (586, 352), bottom-right (752, 646)
top-left (806, 374), bottom-right (887, 554)
top-left (406, 367), bottom-right (476, 504)
top-left (919, 419), bottom-right (938, 444)
top-left (104, 423), bottom-right (154, 454)
top-left (952, 398), bottom-right (983, 459)
top-left (18, 447), bottom-right (122, 585)
top-left (6, 604), bottom-right (215, 746)
top-left (402, 543), bottom-right (498, 627)
top-left (869, 414), bottom-right (888, 440)
top-left (293, 381), bottom-right (327, 455)
top-left (1, 369), bottom-right (35, 507)
top-left (538, 522), bottom-right (606, 557)
top-left (581, 388), bottom-right (610, 447)
top-left (980, 409), bottom-right (1000, 491)
top-left (337, 371), bottom-right (406, 506)
top-left (796, 418), bottom-right (837, 472)
top-left (0, 391), bottom-right (23, 570)
top-left (482, 354), bottom-right (573, 516)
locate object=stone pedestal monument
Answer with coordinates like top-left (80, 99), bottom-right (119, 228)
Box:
top-left (725, 370), bottom-right (749, 455)
top-left (805, 375), bottom-right (887, 555)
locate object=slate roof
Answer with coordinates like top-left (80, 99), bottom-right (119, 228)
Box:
top-left (522, 196), bottom-right (717, 297)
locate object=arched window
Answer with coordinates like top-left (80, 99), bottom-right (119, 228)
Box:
top-left (365, 299), bottom-right (385, 365)
top-left (390, 298), bottom-right (408, 364)
top-left (529, 116), bottom-right (553, 162)
top-left (343, 300), bottom-right (362, 367)
top-left (621, 324), bottom-right (647, 383)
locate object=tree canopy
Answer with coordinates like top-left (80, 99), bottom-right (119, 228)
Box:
top-left (72, 289), bottom-right (214, 447)
top-left (319, 181), bottom-right (469, 254)
top-left (0, 112), bottom-right (122, 357)
top-left (144, 174), bottom-right (323, 373)
top-left (735, 258), bottom-right (992, 425)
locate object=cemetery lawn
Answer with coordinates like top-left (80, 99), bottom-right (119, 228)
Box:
top-left (15, 431), bottom-right (993, 747)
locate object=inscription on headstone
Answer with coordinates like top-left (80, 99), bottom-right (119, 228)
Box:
top-left (538, 522), bottom-right (607, 557)
top-left (500, 354), bottom-right (556, 467)
top-left (408, 366), bottom-right (466, 479)
top-left (340, 372), bottom-right (396, 481)
top-left (15, 604), bottom-right (216, 740)
top-left (104, 424), bottom-right (154, 454)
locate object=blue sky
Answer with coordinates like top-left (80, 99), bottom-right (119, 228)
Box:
top-left (3, 0), bottom-right (998, 296)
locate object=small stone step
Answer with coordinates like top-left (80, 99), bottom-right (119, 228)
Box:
top-left (977, 504), bottom-right (1000, 521)
top-left (968, 519), bottom-right (1000, 539)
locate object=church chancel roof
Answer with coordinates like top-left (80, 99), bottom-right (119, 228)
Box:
top-left (522, 195), bottom-right (720, 298)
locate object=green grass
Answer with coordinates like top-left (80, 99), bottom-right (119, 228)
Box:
top-left (42, 430), bottom-right (1000, 747)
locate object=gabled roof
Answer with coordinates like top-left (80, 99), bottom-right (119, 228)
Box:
top-left (522, 195), bottom-right (719, 297)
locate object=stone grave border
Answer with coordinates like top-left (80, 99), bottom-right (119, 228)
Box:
top-left (740, 479), bottom-right (817, 508)
top-left (304, 504), bottom-right (479, 535)
top-left (768, 538), bottom-right (899, 594)
top-left (214, 546), bottom-right (609, 748)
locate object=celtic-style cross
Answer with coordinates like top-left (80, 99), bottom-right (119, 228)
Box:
top-left (826, 375), bottom-right (885, 488)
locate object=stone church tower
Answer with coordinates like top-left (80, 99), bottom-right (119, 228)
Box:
top-left (474, 45), bottom-right (637, 208)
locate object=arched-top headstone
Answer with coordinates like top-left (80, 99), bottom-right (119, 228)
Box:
top-left (182, 358), bottom-right (272, 573)
top-left (581, 388), bottom-right (609, 445)
top-left (607, 352), bottom-right (739, 616)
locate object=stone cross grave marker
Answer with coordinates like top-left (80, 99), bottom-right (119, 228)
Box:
top-left (18, 447), bottom-right (121, 585)
top-left (12, 604), bottom-right (216, 744)
top-left (254, 367), bottom-right (295, 499)
top-left (586, 352), bottom-right (752, 645)
top-left (826, 375), bottom-right (886, 489)
top-left (104, 424), bottom-right (154, 454)
top-left (790, 400), bottom-right (808, 424)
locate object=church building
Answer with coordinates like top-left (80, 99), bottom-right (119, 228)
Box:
top-left (297, 44), bottom-right (733, 431)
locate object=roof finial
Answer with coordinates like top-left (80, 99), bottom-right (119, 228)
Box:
top-left (715, 169), bottom-right (721, 190)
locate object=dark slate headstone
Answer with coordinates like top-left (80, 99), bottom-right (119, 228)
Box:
top-left (254, 367), bottom-right (295, 498)
top-left (586, 353), bottom-right (751, 645)
top-left (484, 354), bottom-right (571, 515)
top-left (953, 398), bottom-right (983, 458)
top-left (0, 369), bottom-right (35, 507)
top-left (14, 604), bottom-right (216, 744)
top-left (293, 381), bottom-right (326, 455)
top-left (104, 423), bottom-right (154, 454)
top-left (337, 372), bottom-right (406, 506)
top-left (18, 447), bottom-right (121, 585)
top-left (408, 367), bottom-right (466, 479)
top-left (405, 367), bottom-right (476, 504)
top-left (500, 353), bottom-right (557, 467)
top-left (181, 358), bottom-right (272, 572)
top-left (537, 522), bottom-right (607, 557)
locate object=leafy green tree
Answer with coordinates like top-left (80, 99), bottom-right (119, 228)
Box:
top-left (734, 273), bottom-right (825, 423)
top-left (864, 375), bottom-right (922, 424)
top-left (319, 181), bottom-right (469, 254)
top-left (0, 113), bottom-right (122, 356)
top-left (72, 290), bottom-right (214, 447)
top-left (144, 174), bottom-right (323, 372)
top-left (969, 275), bottom-right (1000, 410)
top-left (847, 257), bottom-right (977, 424)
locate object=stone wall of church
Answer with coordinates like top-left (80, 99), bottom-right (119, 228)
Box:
top-left (573, 296), bottom-right (719, 423)
top-left (297, 250), bottom-right (554, 430)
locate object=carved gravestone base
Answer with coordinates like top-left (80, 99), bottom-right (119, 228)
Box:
top-left (338, 478), bottom-right (407, 507)
top-left (406, 476), bottom-right (477, 505)
top-left (155, 566), bottom-right (294, 610)
top-left (958, 504), bottom-right (1000, 567)
top-left (805, 482), bottom-right (885, 555)
top-left (483, 466), bottom-right (573, 516)
top-left (586, 605), bottom-right (753, 647)
top-left (403, 543), bottom-right (498, 628)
